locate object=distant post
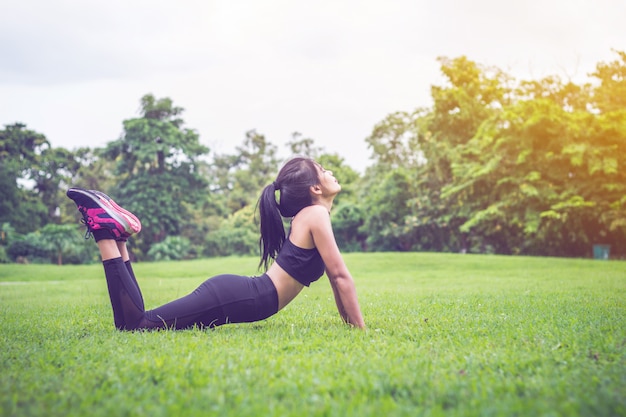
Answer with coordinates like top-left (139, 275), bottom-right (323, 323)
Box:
top-left (592, 244), bottom-right (611, 260)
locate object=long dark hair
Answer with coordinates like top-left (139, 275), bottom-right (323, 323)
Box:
top-left (257, 157), bottom-right (320, 270)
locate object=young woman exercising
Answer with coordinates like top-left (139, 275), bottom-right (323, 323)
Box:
top-left (67, 157), bottom-right (365, 330)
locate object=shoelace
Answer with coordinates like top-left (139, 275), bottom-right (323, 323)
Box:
top-left (80, 217), bottom-right (93, 240)
top-left (77, 206), bottom-right (95, 240)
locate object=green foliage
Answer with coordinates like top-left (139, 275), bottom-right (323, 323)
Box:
top-left (147, 236), bottom-right (193, 261)
top-left (0, 246), bottom-right (8, 263)
top-left (0, 224), bottom-right (11, 263)
top-left (6, 231), bottom-right (52, 263)
top-left (105, 94), bottom-right (209, 176)
top-left (204, 206), bottom-right (258, 257)
top-left (317, 152), bottom-right (361, 205)
top-left (415, 56), bottom-right (511, 253)
top-left (1, 253), bottom-right (624, 416)
top-left (365, 111), bottom-right (423, 169)
top-left (591, 49), bottom-right (626, 113)
top-left (5, 226), bottom-right (98, 265)
top-left (0, 123), bottom-right (53, 233)
top-left (363, 51), bottom-right (626, 257)
top-left (0, 122), bottom-right (49, 177)
top-left (331, 203), bottom-right (366, 252)
top-left (39, 224), bottom-right (77, 265)
top-left (441, 70), bottom-right (626, 256)
top-left (2, 52), bottom-right (626, 262)
top-left (112, 169), bottom-right (206, 256)
top-left (31, 146), bottom-right (81, 221)
top-left (103, 94), bottom-right (210, 257)
top-left (0, 164), bottom-right (21, 227)
top-left (429, 56), bottom-right (510, 146)
top-left (1, 223), bottom-right (17, 246)
top-left (67, 147), bottom-right (117, 193)
top-left (360, 168), bottom-right (416, 251)
top-left (287, 131), bottom-right (324, 158)
top-left (0, 123), bottom-right (83, 231)
top-left (210, 130), bottom-right (281, 212)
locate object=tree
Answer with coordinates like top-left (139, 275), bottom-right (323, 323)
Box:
top-left (362, 53), bottom-right (626, 257)
top-left (208, 130), bottom-right (280, 213)
top-left (0, 123), bottom-right (49, 177)
top-left (365, 110), bottom-right (423, 170)
top-left (7, 232), bottom-right (51, 263)
top-left (203, 205), bottom-right (258, 257)
top-left (331, 203), bottom-right (367, 252)
top-left (317, 152), bottom-right (361, 206)
top-left (230, 130), bottom-right (280, 210)
top-left (417, 57), bottom-right (511, 252)
top-left (591, 49), bottom-right (626, 113)
top-left (103, 94), bottom-right (210, 257)
top-left (147, 236), bottom-right (193, 261)
top-left (362, 109), bottom-right (428, 251)
top-left (39, 224), bottom-right (76, 265)
top-left (0, 223), bottom-right (16, 263)
top-left (588, 50), bottom-right (626, 243)
top-left (31, 146), bottom-right (81, 222)
top-left (287, 131), bottom-right (323, 158)
top-left (0, 123), bottom-right (50, 233)
top-left (361, 57), bottom-right (510, 253)
top-left (360, 167), bottom-right (416, 251)
top-left (439, 52), bottom-right (626, 256)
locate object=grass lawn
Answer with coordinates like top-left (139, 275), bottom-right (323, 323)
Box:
top-left (1, 253), bottom-right (624, 417)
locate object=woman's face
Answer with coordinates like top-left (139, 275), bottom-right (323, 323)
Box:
top-left (316, 164), bottom-right (342, 196)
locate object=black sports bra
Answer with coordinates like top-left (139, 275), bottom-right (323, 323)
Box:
top-left (275, 238), bottom-right (325, 287)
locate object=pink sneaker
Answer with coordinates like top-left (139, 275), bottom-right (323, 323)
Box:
top-left (67, 188), bottom-right (141, 241)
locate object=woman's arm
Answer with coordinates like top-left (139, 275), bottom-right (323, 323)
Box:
top-left (308, 206), bottom-right (365, 328)
top-left (328, 272), bottom-right (348, 321)
top-left (328, 270), bottom-right (364, 328)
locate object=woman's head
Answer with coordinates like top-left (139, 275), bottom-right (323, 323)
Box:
top-left (274, 157), bottom-right (320, 217)
top-left (257, 156), bottom-right (324, 270)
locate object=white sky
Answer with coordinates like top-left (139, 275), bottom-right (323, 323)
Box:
top-left (1, 0), bottom-right (624, 172)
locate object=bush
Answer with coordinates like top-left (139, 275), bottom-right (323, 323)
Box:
top-left (147, 236), bottom-right (193, 261)
top-left (62, 241), bottom-right (101, 265)
top-left (0, 245), bottom-right (9, 263)
top-left (332, 203), bottom-right (366, 252)
top-left (204, 226), bottom-right (257, 257)
top-left (7, 232), bottom-right (52, 263)
top-left (203, 206), bottom-right (257, 257)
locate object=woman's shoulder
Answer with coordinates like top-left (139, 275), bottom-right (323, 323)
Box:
top-left (290, 205), bottom-right (330, 238)
top-left (295, 205), bottom-right (330, 222)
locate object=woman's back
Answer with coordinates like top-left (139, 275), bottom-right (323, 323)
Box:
top-left (266, 205), bottom-right (328, 309)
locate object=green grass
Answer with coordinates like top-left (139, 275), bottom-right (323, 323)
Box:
top-left (1, 253), bottom-right (625, 417)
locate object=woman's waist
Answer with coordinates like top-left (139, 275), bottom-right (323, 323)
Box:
top-left (266, 263), bottom-right (305, 310)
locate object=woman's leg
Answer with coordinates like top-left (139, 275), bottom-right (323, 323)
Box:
top-left (98, 239), bottom-right (146, 330)
top-left (68, 187), bottom-right (278, 331)
top-left (98, 241), bottom-right (278, 331)
top-left (67, 188), bottom-right (146, 329)
top-left (116, 240), bottom-right (144, 310)
top-left (137, 274), bottom-right (279, 330)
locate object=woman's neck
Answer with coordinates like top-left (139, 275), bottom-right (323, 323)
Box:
top-left (313, 198), bottom-right (334, 213)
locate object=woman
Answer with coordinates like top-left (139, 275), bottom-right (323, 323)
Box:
top-left (67, 157), bottom-right (365, 330)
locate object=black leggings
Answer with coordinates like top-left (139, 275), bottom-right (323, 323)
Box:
top-left (102, 257), bottom-right (279, 330)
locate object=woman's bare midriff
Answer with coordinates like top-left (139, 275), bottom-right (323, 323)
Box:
top-left (266, 262), bottom-right (305, 310)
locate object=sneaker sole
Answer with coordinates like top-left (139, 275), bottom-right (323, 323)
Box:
top-left (89, 190), bottom-right (142, 233)
top-left (67, 188), bottom-right (137, 235)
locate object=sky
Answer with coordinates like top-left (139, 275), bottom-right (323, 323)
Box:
top-left (1, 0), bottom-right (624, 172)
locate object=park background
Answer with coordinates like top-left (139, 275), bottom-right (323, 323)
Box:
top-left (2, 1), bottom-right (626, 264)
top-left (1, 50), bottom-right (625, 263)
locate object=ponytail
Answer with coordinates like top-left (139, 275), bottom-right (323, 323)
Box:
top-left (258, 182), bottom-right (285, 270)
